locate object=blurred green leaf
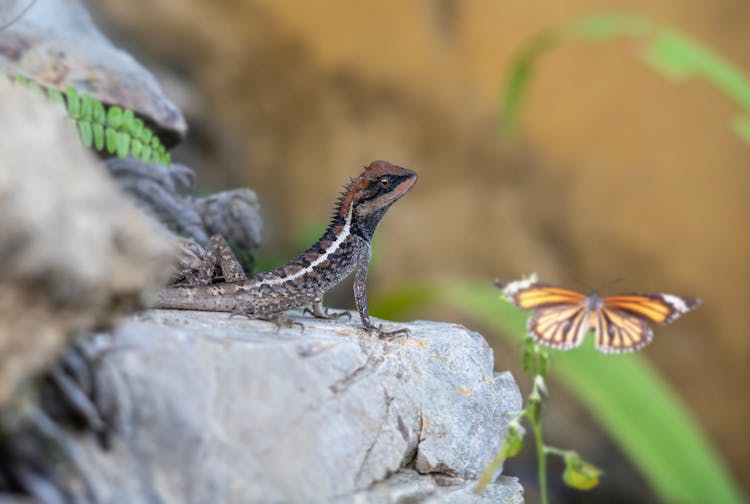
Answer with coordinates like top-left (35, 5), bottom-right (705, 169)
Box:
top-left (141, 127), bottom-right (153, 143)
top-left (122, 108), bottom-right (134, 133)
top-left (140, 144), bottom-right (152, 164)
top-left (733, 116), bottom-right (750, 144)
top-left (47, 87), bottom-right (65, 109)
top-left (65, 86), bottom-right (80, 118)
top-left (77, 120), bottom-right (92, 148)
top-left (105, 127), bottom-right (118, 154)
top-left (81, 93), bottom-right (93, 120)
top-left (132, 117), bottom-right (143, 138)
top-left (93, 100), bottom-right (106, 124)
top-left (371, 280), bottom-right (744, 504)
top-left (92, 123), bottom-right (104, 151)
top-left (500, 13), bottom-right (750, 146)
top-left (131, 138), bottom-right (143, 158)
top-left (566, 13), bottom-right (651, 39)
top-left (107, 106), bottom-right (123, 128)
top-left (116, 131), bottom-right (130, 159)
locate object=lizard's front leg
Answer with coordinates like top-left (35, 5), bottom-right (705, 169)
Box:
top-left (354, 251), bottom-right (409, 339)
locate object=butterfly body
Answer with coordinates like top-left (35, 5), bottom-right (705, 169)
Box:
top-left (495, 279), bottom-right (701, 354)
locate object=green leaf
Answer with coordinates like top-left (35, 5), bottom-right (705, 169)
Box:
top-left (498, 13), bottom-right (750, 139)
top-left (131, 138), bottom-right (142, 158)
top-left (371, 281), bottom-right (744, 504)
top-left (66, 86), bottom-right (80, 118)
top-left (732, 115), bottom-right (750, 145)
top-left (14, 74), bottom-right (29, 87)
top-left (107, 106), bottom-right (123, 128)
top-left (140, 144), bottom-right (152, 164)
top-left (499, 33), bottom-right (558, 134)
top-left (105, 127), bottom-right (118, 154)
top-left (116, 132), bottom-right (130, 159)
top-left (92, 123), bottom-right (105, 151)
top-left (567, 13), bottom-right (652, 40)
top-left (141, 127), bottom-right (153, 143)
top-left (122, 108), bottom-right (134, 133)
top-left (161, 151), bottom-right (171, 166)
top-left (81, 93), bottom-right (93, 120)
top-left (642, 30), bottom-right (750, 109)
top-left (93, 100), bottom-right (106, 124)
top-left (78, 120), bottom-right (93, 148)
top-left (47, 88), bottom-right (66, 111)
top-left (131, 117), bottom-right (143, 138)
top-left (502, 423), bottom-right (525, 459)
top-left (26, 80), bottom-right (43, 95)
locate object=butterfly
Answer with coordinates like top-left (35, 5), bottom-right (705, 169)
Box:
top-left (493, 279), bottom-right (701, 354)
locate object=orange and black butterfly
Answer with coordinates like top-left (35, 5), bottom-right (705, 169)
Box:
top-left (494, 279), bottom-right (701, 354)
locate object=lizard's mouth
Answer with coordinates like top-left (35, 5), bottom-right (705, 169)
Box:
top-left (356, 172), bottom-right (416, 216)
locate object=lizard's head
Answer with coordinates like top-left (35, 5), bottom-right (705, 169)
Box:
top-left (338, 160), bottom-right (417, 241)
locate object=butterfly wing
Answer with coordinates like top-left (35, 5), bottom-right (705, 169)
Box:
top-left (602, 294), bottom-right (702, 325)
top-left (528, 304), bottom-right (591, 350)
top-left (593, 306), bottom-right (654, 353)
top-left (495, 279), bottom-right (591, 349)
top-left (594, 294), bottom-right (702, 353)
top-left (495, 279), bottom-right (588, 309)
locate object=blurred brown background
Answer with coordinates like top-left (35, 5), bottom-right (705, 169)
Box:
top-left (90, 0), bottom-right (749, 499)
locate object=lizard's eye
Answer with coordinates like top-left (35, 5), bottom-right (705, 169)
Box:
top-left (379, 177), bottom-right (391, 188)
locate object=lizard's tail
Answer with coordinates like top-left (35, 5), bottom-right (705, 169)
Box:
top-left (151, 285), bottom-right (237, 312)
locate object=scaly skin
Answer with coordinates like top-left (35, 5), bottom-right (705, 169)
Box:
top-left (155, 160), bottom-right (417, 337)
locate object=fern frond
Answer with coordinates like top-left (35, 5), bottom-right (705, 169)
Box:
top-left (1, 69), bottom-right (172, 167)
top-left (62, 85), bottom-right (171, 166)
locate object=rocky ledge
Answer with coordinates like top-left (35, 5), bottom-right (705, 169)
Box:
top-left (69, 309), bottom-right (523, 503)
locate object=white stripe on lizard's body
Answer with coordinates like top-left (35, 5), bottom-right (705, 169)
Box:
top-left (154, 160), bottom-right (417, 338)
top-left (254, 201), bottom-right (354, 288)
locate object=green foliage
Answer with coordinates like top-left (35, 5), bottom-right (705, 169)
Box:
top-left (2, 70), bottom-right (171, 166)
top-left (371, 281), bottom-right (744, 504)
top-left (477, 330), bottom-right (602, 502)
top-left (62, 86), bottom-right (171, 166)
top-left (499, 13), bottom-right (750, 147)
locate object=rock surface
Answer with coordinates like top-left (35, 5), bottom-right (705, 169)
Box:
top-left (66, 310), bottom-right (523, 503)
top-left (107, 157), bottom-right (263, 251)
top-left (0, 85), bottom-right (175, 409)
top-left (0, 0), bottom-right (187, 144)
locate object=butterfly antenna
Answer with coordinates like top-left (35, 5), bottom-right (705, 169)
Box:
top-left (597, 277), bottom-right (625, 293)
top-left (570, 277), bottom-right (595, 293)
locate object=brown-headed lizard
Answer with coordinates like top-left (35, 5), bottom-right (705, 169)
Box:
top-left (154, 160), bottom-right (417, 338)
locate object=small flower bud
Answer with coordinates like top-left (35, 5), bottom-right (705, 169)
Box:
top-left (562, 451), bottom-right (603, 490)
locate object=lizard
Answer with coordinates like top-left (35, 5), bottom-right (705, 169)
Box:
top-left (153, 160), bottom-right (418, 338)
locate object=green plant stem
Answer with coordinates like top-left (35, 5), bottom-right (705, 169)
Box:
top-left (531, 413), bottom-right (549, 504)
top-left (545, 446), bottom-right (569, 458)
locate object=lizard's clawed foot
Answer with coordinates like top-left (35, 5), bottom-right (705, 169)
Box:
top-left (366, 324), bottom-right (410, 340)
top-left (229, 307), bottom-right (304, 332)
top-left (258, 314), bottom-right (305, 332)
top-left (304, 300), bottom-right (351, 321)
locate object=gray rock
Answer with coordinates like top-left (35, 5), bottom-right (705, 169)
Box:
top-left (107, 157), bottom-right (263, 251)
top-left (66, 310), bottom-right (522, 503)
top-left (0, 0), bottom-right (186, 143)
top-left (0, 84), bottom-right (175, 409)
top-left (334, 470), bottom-right (523, 503)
